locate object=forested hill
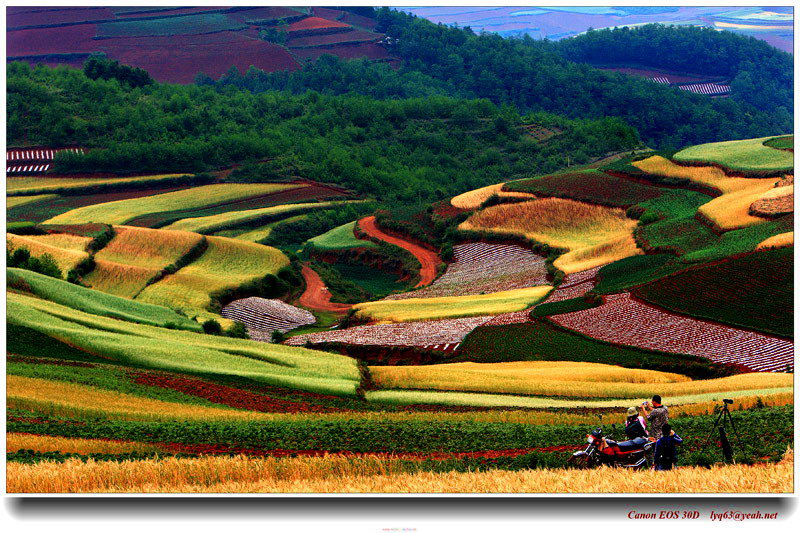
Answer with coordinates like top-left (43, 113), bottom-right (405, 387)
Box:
top-left (205, 9), bottom-right (791, 149)
top-left (7, 62), bottom-right (638, 205)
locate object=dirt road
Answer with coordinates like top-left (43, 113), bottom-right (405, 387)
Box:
top-left (358, 216), bottom-right (441, 287)
top-left (298, 265), bottom-right (351, 313)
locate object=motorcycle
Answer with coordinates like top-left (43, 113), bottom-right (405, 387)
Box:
top-left (568, 427), bottom-right (653, 469)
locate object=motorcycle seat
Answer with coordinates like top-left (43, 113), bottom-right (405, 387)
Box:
top-left (617, 437), bottom-right (647, 451)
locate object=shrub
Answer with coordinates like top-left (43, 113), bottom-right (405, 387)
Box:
top-left (202, 320), bottom-right (223, 335)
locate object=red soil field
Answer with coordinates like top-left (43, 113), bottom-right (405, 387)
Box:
top-left (286, 16), bottom-right (351, 33)
top-left (359, 215), bottom-right (442, 288)
top-left (288, 30), bottom-right (381, 49)
top-left (7, 24), bottom-right (99, 56)
top-left (312, 7), bottom-right (346, 21)
top-left (292, 42), bottom-right (392, 62)
top-left (129, 371), bottom-right (348, 414)
top-left (340, 12), bottom-right (379, 31)
top-left (7, 7), bottom-right (115, 28)
top-left (297, 265), bottom-right (352, 313)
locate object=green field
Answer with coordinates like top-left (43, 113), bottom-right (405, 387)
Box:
top-left (8, 268), bottom-right (201, 331)
top-left (306, 221), bottom-right (376, 250)
top-left (8, 291), bottom-right (361, 397)
top-left (672, 136), bottom-right (794, 174)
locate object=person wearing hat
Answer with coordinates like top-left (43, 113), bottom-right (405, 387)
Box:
top-left (624, 405), bottom-right (648, 440)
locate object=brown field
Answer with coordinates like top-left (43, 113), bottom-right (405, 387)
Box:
top-left (7, 454), bottom-right (792, 493)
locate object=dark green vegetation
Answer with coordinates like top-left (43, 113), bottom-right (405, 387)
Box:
top-left (455, 321), bottom-right (733, 380)
top-left (311, 261), bottom-right (405, 303)
top-left (593, 254), bottom-right (684, 295)
top-left (8, 406), bottom-right (792, 465)
top-left (8, 63), bottom-right (637, 205)
top-left (634, 249), bottom-right (793, 338)
top-left (7, 268), bottom-right (202, 331)
top-left (262, 203), bottom-right (377, 249)
top-left (531, 295), bottom-right (602, 318)
top-left (764, 135), bottom-right (793, 150)
top-left (83, 53), bottom-right (154, 88)
top-left (209, 12), bottom-right (792, 148)
top-left (560, 24), bottom-right (792, 117)
top-left (504, 169), bottom-right (664, 207)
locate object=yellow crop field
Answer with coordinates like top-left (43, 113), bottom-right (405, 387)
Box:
top-left (353, 286), bottom-right (552, 323)
top-left (80, 226), bottom-right (204, 298)
top-left (7, 454), bottom-right (791, 493)
top-left (757, 231), bottom-right (793, 250)
top-left (6, 194), bottom-right (58, 208)
top-left (6, 375), bottom-right (276, 422)
top-left (369, 362), bottom-right (791, 399)
top-left (6, 233), bottom-right (90, 274)
top-left (161, 201), bottom-right (347, 234)
top-left (44, 183), bottom-right (301, 225)
top-left (460, 198), bottom-right (639, 272)
top-left (7, 174), bottom-right (185, 196)
top-left (136, 236), bottom-right (289, 311)
top-left (7, 433), bottom-right (163, 455)
top-left (97, 226), bottom-right (204, 269)
top-left (450, 183), bottom-right (536, 210)
top-left (633, 155), bottom-right (781, 231)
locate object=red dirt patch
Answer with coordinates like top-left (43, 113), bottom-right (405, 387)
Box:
top-left (358, 215), bottom-right (442, 288)
top-left (297, 264), bottom-right (352, 313)
top-left (286, 16), bottom-right (351, 33)
top-left (129, 371), bottom-right (349, 414)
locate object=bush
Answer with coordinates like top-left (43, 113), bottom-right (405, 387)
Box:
top-left (202, 319), bottom-right (223, 335)
top-left (226, 322), bottom-right (249, 339)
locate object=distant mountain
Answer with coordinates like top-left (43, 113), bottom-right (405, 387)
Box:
top-left (402, 6), bottom-right (793, 53)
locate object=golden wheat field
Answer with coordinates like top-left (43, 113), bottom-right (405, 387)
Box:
top-left (136, 236), bottom-right (289, 311)
top-left (6, 174), bottom-right (185, 195)
top-left (6, 375), bottom-right (277, 422)
top-left (368, 363), bottom-right (792, 399)
top-left (7, 454), bottom-right (792, 493)
top-left (82, 259), bottom-right (161, 299)
top-left (98, 226), bottom-right (204, 269)
top-left (6, 232), bottom-right (90, 273)
top-left (353, 286), bottom-right (552, 323)
top-left (44, 183), bottom-right (302, 225)
top-left (757, 231), bottom-right (794, 250)
top-left (7, 433), bottom-right (163, 455)
top-left (450, 183), bottom-right (536, 210)
top-left (460, 198), bottom-right (639, 272)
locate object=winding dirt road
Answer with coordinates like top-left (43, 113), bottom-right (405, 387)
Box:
top-left (358, 216), bottom-right (441, 287)
top-left (298, 265), bottom-right (351, 313)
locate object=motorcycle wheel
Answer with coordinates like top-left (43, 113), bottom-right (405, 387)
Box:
top-left (567, 454), bottom-right (593, 469)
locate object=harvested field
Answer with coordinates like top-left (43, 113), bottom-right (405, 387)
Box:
top-left (673, 136), bottom-right (794, 174)
top-left (221, 297), bottom-right (316, 341)
top-left (461, 198), bottom-right (640, 273)
top-left (504, 169), bottom-right (663, 207)
top-left (353, 286), bottom-right (552, 323)
top-left (550, 293), bottom-right (794, 372)
top-left (6, 233), bottom-right (89, 274)
top-left (136, 236), bottom-right (288, 312)
top-left (7, 455), bottom-right (792, 493)
top-left (286, 316), bottom-right (496, 350)
top-left (386, 242), bottom-right (548, 300)
top-left (450, 183), bottom-right (535, 210)
top-left (749, 185), bottom-right (793, 217)
top-left (633, 248), bottom-right (793, 337)
top-left (45, 183), bottom-right (300, 225)
top-left (757, 231), bottom-right (793, 250)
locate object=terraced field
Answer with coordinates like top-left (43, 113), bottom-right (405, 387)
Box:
top-left (460, 198), bottom-right (641, 273)
top-left (306, 221), bottom-right (375, 250)
top-left (136, 236), bottom-right (289, 313)
top-left (549, 293), bottom-right (793, 372)
top-left (7, 173), bottom-right (187, 196)
top-left (45, 183), bottom-right (302, 225)
top-left (6, 232), bottom-right (90, 274)
top-left (221, 297), bottom-right (316, 342)
top-left (672, 136), bottom-right (794, 175)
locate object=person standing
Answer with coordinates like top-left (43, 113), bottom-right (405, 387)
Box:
top-left (642, 394), bottom-right (669, 440)
top-left (653, 423), bottom-right (683, 470)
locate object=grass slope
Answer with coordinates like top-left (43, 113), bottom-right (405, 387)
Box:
top-left (307, 221), bottom-right (376, 250)
top-left (672, 136), bottom-right (794, 174)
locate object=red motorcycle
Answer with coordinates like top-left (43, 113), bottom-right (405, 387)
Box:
top-left (568, 428), bottom-right (653, 469)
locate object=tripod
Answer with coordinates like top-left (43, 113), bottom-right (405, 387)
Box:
top-left (705, 400), bottom-right (742, 463)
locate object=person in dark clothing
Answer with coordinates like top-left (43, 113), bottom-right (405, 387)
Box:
top-left (624, 406), bottom-right (648, 440)
top-left (653, 423), bottom-right (683, 471)
top-left (642, 394), bottom-right (669, 440)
